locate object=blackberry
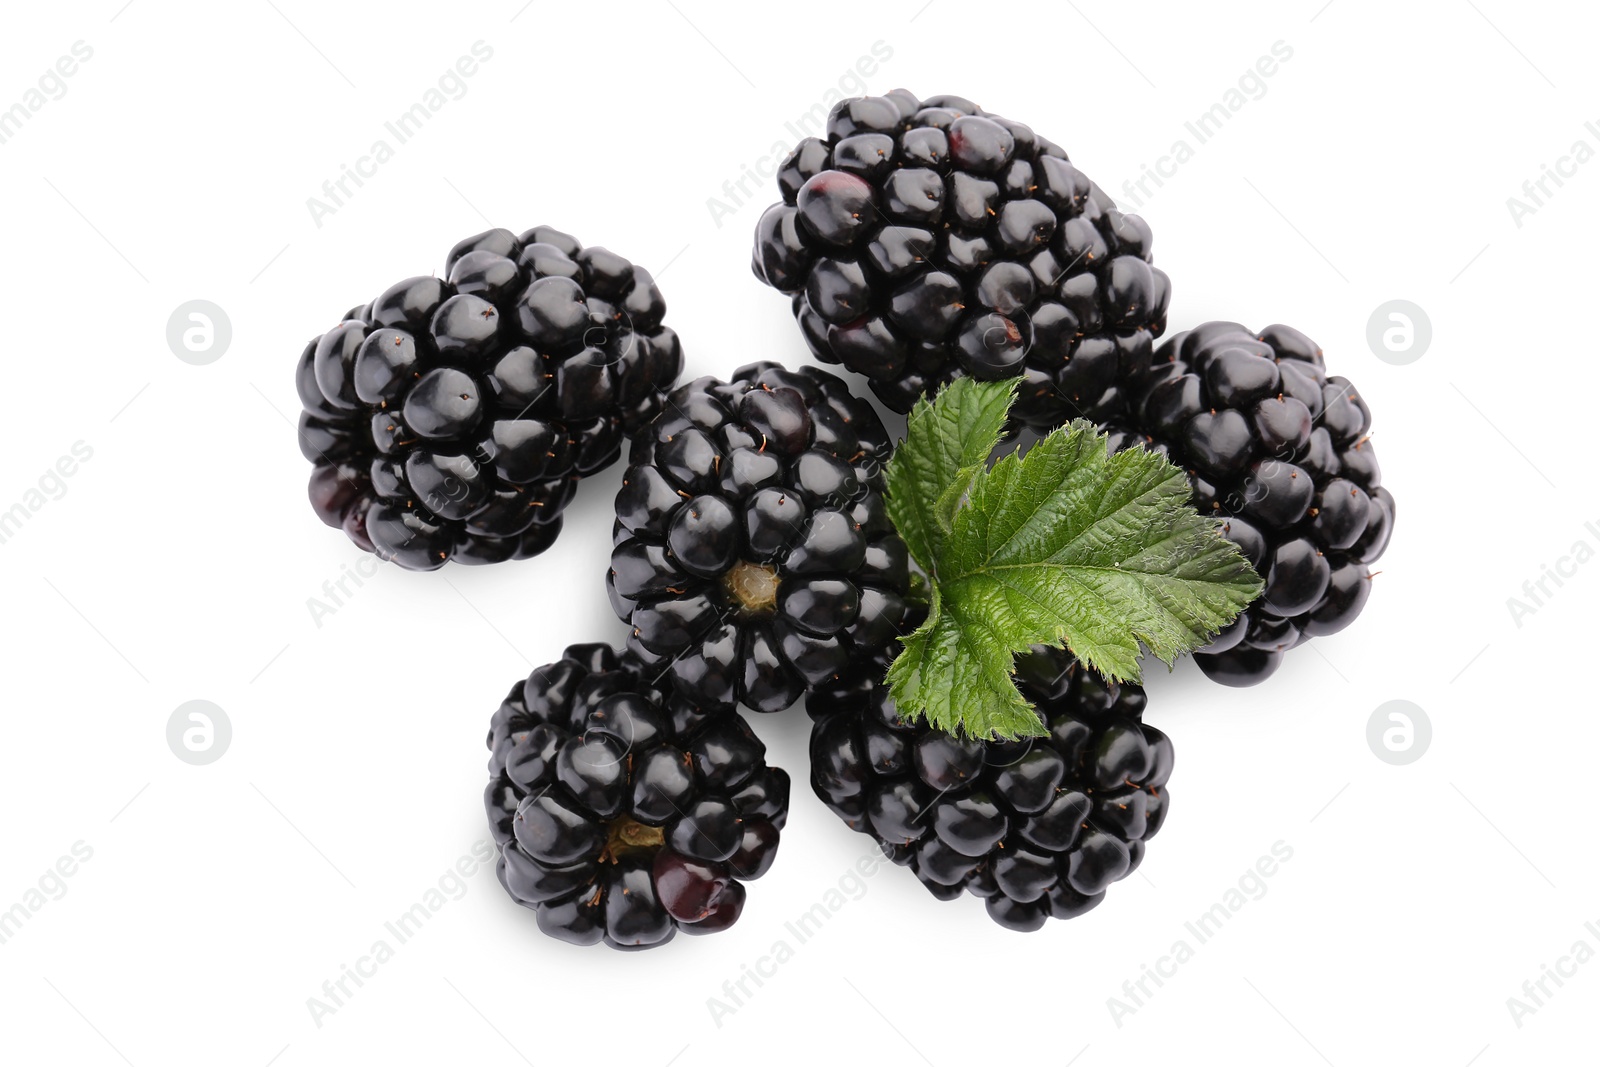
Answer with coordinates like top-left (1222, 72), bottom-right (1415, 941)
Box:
top-left (808, 646), bottom-right (1170, 931)
top-left (486, 643), bottom-right (789, 949)
top-left (1105, 322), bottom-right (1396, 686)
top-left (297, 226), bottom-right (682, 570)
top-left (751, 89), bottom-right (1170, 429)
top-left (607, 362), bottom-right (911, 714)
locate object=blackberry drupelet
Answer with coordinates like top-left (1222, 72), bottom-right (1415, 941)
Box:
top-left (751, 89), bottom-right (1170, 429)
top-left (298, 226), bottom-right (683, 570)
top-left (1104, 322), bottom-right (1395, 686)
top-left (608, 362), bottom-right (912, 714)
top-left (486, 643), bottom-right (790, 949)
top-left (808, 645), bottom-right (1170, 931)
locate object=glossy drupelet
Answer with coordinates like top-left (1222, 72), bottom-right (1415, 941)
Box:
top-left (608, 362), bottom-right (912, 714)
top-left (486, 644), bottom-right (790, 949)
top-left (298, 226), bottom-right (683, 570)
top-left (1104, 322), bottom-right (1396, 685)
top-left (808, 646), bottom-right (1170, 931)
top-left (751, 90), bottom-right (1170, 428)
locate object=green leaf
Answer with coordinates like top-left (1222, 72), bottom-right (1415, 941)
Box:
top-left (885, 377), bottom-right (1016, 568)
top-left (887, 592), bottom-right (1052, 740)
top-left (884, 384), bottom-right (1263, 740)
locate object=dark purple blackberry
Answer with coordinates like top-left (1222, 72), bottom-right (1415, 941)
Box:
top-left (298, 226), bottom-right (683, 570)
top-left (808, 645), bottom-right (1170, 931)
top-left (607, 362), bottom-right (912, 714)
top-left (1104, 322), bottom-right (1395, 686)
top-left (751, 89), bottom-right (1170, 429)
top-left (486, 643), bottom-right (789, 950)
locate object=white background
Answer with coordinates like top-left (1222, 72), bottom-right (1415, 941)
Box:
top-left (1, 1), bottom-right (1594, 1064)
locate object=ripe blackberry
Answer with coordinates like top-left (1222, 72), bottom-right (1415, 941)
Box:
top-left (608, 362), bottom-right (911, 714)
top-left (486, 643), bottom-right (789, 949)
top-left (808, 645), bottom-right (1170, 931)
top-left (751, 89), bottom-right (1170, 429)
top-left (1104, 322), bottom-right (1396, 686)
top-left (297, 226), bottom-right (682, 570)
